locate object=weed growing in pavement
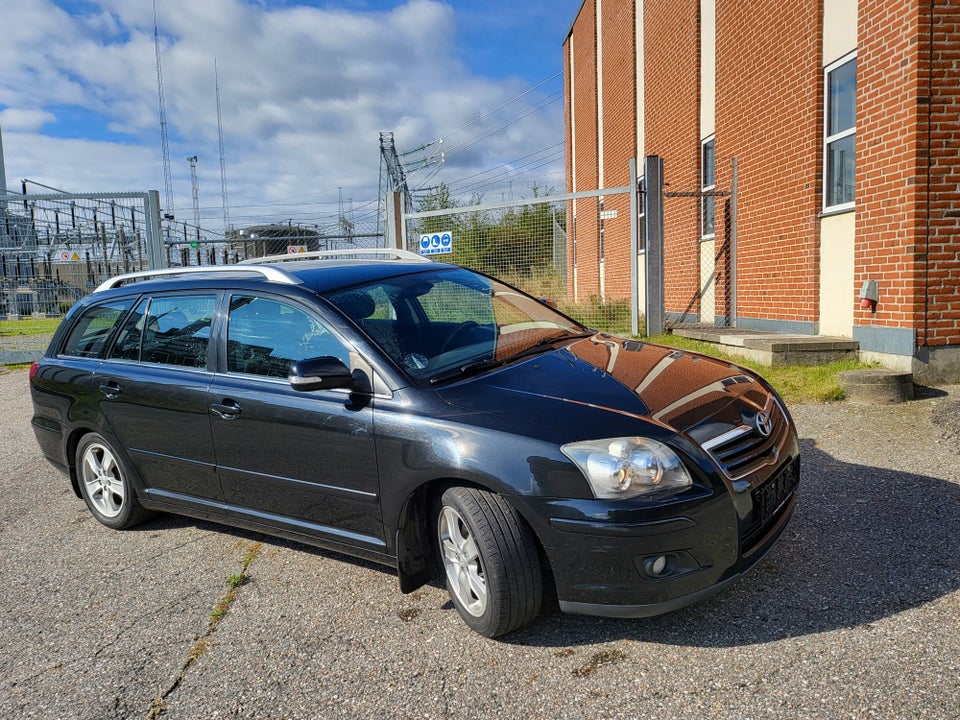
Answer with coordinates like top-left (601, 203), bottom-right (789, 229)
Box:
top-left (147, 541), bottom-right (264, 718)
top-left (572, 648), bottom-right (628, 677)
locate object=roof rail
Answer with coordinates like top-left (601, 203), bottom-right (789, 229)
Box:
top-left (94, 265), bottom-right (302, 293)
top-left (239, 248), bottom-right (431, 265)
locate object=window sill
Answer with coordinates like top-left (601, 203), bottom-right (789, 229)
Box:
top-left (819, 205), bottom-right (855, 219)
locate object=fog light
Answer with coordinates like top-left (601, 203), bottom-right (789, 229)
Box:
top-left (645, 555), bottom-right (669, 577)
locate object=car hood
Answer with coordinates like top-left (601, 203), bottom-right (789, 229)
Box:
top-left (435, 335), bottom-right (776, 444)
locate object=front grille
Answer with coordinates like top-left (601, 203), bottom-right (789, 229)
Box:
top-left (701, 397), bottom-right (788, 480)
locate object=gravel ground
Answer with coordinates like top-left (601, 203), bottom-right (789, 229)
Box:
top-left (2, 367), bottom-right (960, 719)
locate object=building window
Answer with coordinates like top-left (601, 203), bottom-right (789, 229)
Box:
top-left (824, 53), bottom-right (856, 210)
top-left (701, 136), bottom-right (715, 239)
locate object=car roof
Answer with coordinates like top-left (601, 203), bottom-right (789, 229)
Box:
top-left (92, 251), bottom-right (455, 297)
top-left (284, 258), bottom-right (450, 294)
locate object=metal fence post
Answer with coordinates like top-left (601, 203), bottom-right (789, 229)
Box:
top-left (643, 156), bottom-right (665, 336)
top-left (144, 190), bottom-right (167, 270)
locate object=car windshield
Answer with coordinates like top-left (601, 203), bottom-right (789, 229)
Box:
top-left (324, 267), bottom-right (590, 382)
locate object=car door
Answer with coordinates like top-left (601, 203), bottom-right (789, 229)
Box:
top-left (93, 293), bottom-right (223, 507)
top-left (208, 293), bottom-right (383, 552)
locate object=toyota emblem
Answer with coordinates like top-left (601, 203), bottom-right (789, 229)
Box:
top-left (754, 411), bottom-right (773, 438)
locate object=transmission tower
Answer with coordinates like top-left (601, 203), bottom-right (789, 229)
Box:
top-left (187, 156), bottom-right (200, 228)
top-left (379, 132), bottom-right (410, 207)
top-left (153, 0), bottom-right (174, 220)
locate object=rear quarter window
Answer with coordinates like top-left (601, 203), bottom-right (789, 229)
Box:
top-left (60, 300), bottom-right (133, 358)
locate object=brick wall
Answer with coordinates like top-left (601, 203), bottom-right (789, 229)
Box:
top-left (567, 0), bottom-right (601, 300)
top-left (715, 0), bottom-right (822, 327)
top-left (926, 4), bottom-right (960, 346)
top-left (599, 0), bottom-right (637, 301)
top-left (856, 0), bottom-right (925, 341)
top-left (644, 0), bottom-right (702, 321)
top-left (565, 0), bottom-right (960, 355)
top-left (858, 0), bottom-right (960, 348)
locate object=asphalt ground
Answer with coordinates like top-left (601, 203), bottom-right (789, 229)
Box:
top-left (2, 367), bottom-right (960, 720)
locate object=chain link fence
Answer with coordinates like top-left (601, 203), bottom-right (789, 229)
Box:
top-left (0, 191), bottom-right (387, 362)
top-left (405, 195), bottom-right (633, 334)
top-left (0, 191), bottom-right (164, 362)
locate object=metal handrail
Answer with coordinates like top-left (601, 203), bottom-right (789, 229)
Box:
top-left (94, 265), bottom-right (302, 292)
top-left (239, 248), bottom-right (430, 265)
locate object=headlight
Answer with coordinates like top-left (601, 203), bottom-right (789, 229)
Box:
top-left (561, 437), bottom-right (693, 500)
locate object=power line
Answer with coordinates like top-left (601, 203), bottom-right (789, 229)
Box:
top-left (435, 71), bottom-right (562, 143)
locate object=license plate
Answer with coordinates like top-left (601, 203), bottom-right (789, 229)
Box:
top-left (754, 461), bottom-right (798, 522)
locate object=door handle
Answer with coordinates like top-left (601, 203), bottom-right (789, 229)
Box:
top-left (210, 400), bottom-right (242, 420)
top-left (98, 382), bottom-right (122, 399)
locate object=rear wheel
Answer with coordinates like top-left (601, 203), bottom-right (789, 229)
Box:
top-left (76, 433), bottom-right (150, 530)
top-left (436, 486), bottom-right (542, 637)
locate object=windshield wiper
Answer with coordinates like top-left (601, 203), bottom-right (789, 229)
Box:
top-left (428, 332), bottom-right (594, 386)
top-left (498, 331), bottom-right (595, 363)
top-left (429, 357), bottom-right (505, 385)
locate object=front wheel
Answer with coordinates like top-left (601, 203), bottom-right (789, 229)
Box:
top-left (435, 486), bottom-right (543, 637)
top-left (76, 433), bottom-right (150, 530)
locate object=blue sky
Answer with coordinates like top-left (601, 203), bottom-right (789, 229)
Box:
top-left (0, 0), bottom-right (583, 232)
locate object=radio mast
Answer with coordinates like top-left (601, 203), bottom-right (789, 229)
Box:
top-left (154, 0), bottom-right (174, 220)
top-left (215, 60), bottom-right (231, 233)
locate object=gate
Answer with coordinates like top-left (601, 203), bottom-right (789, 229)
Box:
top-left (645, 155), bottom-right (739, 334)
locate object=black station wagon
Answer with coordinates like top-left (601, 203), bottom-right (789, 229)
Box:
top-left (30, 250), bottom-right (799, 637)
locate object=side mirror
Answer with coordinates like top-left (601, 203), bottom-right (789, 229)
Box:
top-left (289, 356), bottom-right (353, 392)
top-left (540, 297), bottom-right (558, 309)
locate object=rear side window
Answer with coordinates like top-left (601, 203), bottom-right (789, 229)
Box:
top-left (109, 295), bottom-right (216, 368)
top-left (61, 300), bottom-right (133, 358)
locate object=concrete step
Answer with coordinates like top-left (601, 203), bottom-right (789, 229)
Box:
top-left (838, 369), bottom-right (915, 404)
top-left (671, 326), bottom-right (859, 366)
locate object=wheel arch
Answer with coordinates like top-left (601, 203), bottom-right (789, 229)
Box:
top-left (64, 426), bottom-right (93, 498)
top-left (393, 476), bottom-right (553, 598)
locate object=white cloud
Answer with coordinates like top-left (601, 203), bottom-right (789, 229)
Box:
top-left (0, 109), bottom-right (57, 132)
top-left (0, 0), bottom-right (566, 234)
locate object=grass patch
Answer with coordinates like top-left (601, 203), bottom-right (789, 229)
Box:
top-left (0, 317), bottom-right (62, 336)
top-left (645, 333), bottom-right (877, 404)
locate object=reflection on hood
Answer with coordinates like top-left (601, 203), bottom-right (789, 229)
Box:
top-left (567, 335), bottom-right (771, 428)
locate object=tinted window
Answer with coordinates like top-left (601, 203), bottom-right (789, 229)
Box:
top-left (139, 295), bottom-right (216, 368)
top-left (227, 295), bottom-right (349, 378)
top-left (108, 298), bottom-right (148, 361)
top-left (61, 300), bottom-right (132, 358)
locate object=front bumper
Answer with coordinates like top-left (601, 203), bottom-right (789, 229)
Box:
top-left (510, 456), bottom-right (799, 617)
top-left (559, 492), bottom-right (796, 618)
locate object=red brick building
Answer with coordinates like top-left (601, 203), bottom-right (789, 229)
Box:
top-left (564, 0), bottom-right (960, 382)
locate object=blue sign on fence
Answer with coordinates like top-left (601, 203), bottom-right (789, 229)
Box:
top-left (419, 231), bottom-right (453, 255)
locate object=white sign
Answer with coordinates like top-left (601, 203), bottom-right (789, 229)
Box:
top-left (418, 231), bottom-right (453, 255)
top-left (287, 245), bottom-right (308, 254)
top-left (59, 251), bottom-right (81, 261)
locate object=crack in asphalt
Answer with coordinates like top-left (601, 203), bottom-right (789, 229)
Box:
top-left (145, 541), bottom-right (263, 720)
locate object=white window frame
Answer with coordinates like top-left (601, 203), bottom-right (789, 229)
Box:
top-left (701, 135), bottom-right (716, 240)
top-left (823, 51), bottom-right (856, 212)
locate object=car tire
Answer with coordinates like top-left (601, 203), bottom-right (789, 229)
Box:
top-left (435, 486), bottom-right (543, 637)
top-left (76, 433), bottom-right (151, 530)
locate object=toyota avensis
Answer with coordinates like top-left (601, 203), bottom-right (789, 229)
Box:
top-left (30, 249), bottom-right (799, 637)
